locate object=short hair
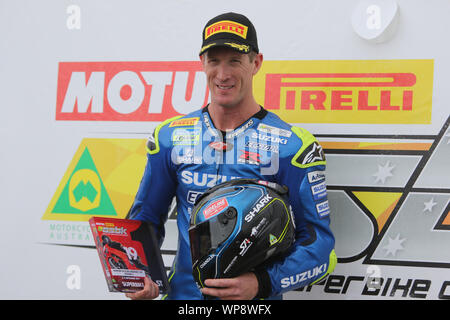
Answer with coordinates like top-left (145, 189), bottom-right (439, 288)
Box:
top-left (248, 50), bottom-right (257, 62)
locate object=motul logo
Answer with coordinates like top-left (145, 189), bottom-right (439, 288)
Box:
top-left (56, 62), bottom-right (209, 121)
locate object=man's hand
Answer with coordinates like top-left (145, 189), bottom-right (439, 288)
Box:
top-left (125, 276), bottom-right (160, 300)
top-left (201, 272), bottom-right (259, 300)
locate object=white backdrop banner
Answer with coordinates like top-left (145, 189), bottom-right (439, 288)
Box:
top-left (1, 0), bottom-right (449, 299)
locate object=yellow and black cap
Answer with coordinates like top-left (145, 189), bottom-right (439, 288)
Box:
top-left (199, 12), bottom-right (259, 56)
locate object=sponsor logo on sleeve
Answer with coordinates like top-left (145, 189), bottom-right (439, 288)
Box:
top-left (311, 181), bottom-right (328, 201)
top-left (296, 142), bottom-right (326, 166)
top-left (316, 200), bottom-right (330, 218)
top-left (307, 170), bottom-right (326, 184)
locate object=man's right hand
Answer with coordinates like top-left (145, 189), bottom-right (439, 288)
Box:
top-left (125, 276), bottom-right (160, 300)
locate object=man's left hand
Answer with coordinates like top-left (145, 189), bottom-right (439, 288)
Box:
top-left (201, 272), bottom-right (259, 300)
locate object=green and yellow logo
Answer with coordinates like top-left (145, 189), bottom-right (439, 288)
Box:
top-left (51, 148), bottom-right (115, 215)
top-left (43, 138), bottom-right (147, 222)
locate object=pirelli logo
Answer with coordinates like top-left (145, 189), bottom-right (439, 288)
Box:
top-left (254, 60), bottom-right (434, 124)
top-left (205, 20), bottom-right (248, 39)
top-left (169, 117), bottom-right (199, 127)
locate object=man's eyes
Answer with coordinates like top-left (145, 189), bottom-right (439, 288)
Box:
top-left (206, 58), bottom-right (242, 64)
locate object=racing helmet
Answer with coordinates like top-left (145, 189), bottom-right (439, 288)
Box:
top-left (188, 179), bottom-right (295, 289)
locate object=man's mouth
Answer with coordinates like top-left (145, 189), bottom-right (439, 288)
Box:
top-left (217, 84), bottom-right (234, 90)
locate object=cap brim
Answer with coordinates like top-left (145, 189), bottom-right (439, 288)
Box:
top-left (199, 38), bottom-right (252, 56)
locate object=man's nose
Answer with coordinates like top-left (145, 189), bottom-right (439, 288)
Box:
top-left (216, 64), bottom-right (231, 82)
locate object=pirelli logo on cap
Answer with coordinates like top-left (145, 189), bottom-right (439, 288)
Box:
top-left (254, 60), bottom-right (434, 124)
top-left (205, 20), bottom-right (248, 39)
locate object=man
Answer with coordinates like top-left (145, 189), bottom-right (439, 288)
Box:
top-left (126, 12), bottom-right (336, 300)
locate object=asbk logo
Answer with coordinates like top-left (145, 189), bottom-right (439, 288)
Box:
top-left (56, 61), bottom-right (209, 121)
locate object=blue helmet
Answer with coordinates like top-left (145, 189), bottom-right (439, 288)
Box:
top-left (189, 179), bottom-right (295, 289)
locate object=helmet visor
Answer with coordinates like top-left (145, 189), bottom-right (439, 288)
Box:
top-left (189, 209), bottom-right (237, 267)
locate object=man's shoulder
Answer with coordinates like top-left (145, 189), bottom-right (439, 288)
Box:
top-left (147, 109), bottom-right (203, 154)
top-left (262, 110), bottom-right (326, 168)
top-left (162, 109), bottom-right (203, 129)
top-left (261, 110), bottom-right (292, 130)
top-left (262, 110), bottom-right (314, 146)
top-left (166, 110), bottom-right (203, 128)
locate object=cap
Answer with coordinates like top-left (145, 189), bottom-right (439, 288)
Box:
top-left (199, 12), bottom-right (259, 56)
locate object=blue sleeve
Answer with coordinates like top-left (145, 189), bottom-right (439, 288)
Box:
top-left (264, 127), bottom-right (337, 297)
top-left (127, 119), bottom-right (179, 247)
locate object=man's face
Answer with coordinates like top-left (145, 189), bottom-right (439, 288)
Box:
top-left (200, 47), bottom-right (262, 109)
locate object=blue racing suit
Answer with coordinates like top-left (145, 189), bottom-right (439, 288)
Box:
top-left (128, 106), bottom-right (336, 299)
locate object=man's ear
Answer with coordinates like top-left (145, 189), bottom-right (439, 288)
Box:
top-left (252, 53), bottom-right (263, 76)
top-left (199, 53), bottom-right (206, 70)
